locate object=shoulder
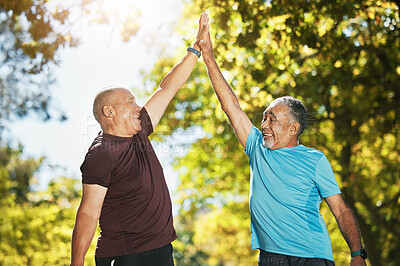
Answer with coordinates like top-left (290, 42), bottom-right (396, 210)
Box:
top-left (246, 126), bottom-right (262, 149)
top-left (297, 147), bottom-right (335, 178)
top-left (248, 126), bottom-right (263, 142)
top-left (281, 145), bottom-right (326, 167)
top-left (294, 145), bottom-right (324, 157)
top-left (245, 126), bottom-right (263, 156)
top-left (81, 135), bottom-right (114, 186)
top-left (84, 133), bottom-right (113, 163)
top-left (90, 132), bottom-right (107, 149)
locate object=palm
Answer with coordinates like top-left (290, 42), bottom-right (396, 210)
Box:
top-left (195, 12), bottom-right (209, 49)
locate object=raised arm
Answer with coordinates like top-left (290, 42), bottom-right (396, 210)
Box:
top-left (325, 194), bottom-right (366, 266)
top-left (70, 184), bottom-right (108, 266)
top-left (199, 21), bottom-right (252, 149)
top-left (144, 12), bottom-right (209, 129)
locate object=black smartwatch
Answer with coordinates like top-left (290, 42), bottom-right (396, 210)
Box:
top-left (351, 249), bottom-right (367, 259)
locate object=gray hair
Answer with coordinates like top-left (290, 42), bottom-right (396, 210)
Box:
top-left (92, 87), bottom-right (124, 122)
top-left (269, 96), bottom-right (307, 137)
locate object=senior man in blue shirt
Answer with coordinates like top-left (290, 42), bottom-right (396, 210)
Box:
top-left (198, 21), bottom-right (367, 266)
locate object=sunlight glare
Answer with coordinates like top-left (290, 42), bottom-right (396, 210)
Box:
top-left (96, 0), bottom-right (139, 18)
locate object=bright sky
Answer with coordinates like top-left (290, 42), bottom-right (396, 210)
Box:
top-left (9, 0), bottom-right (188, 193)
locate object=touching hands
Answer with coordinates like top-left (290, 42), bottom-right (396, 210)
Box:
top-left (193, 12), bottom-right (210, 52)
top-left (198, 15), bottom-right (213, 60)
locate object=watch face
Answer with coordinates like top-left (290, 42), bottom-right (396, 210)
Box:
top-left (361, 249), bottom-right (368, 259)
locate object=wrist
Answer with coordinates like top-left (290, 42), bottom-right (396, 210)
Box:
top-left (192, 43), bottom-right (200, 52)
top-left (202, 50), bottom-right (215, 62)
top-left (351, 248), bottom-right (367, 260)
top-left (187, 47), bottom-right (201, 58)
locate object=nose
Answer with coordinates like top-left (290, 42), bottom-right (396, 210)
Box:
top-left (135, 104), bottom-right (142, 112)
top-left (261, 119), bottom-right (269, 129)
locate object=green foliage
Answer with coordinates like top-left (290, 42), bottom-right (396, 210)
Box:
top-left (145, 0), bottom-right (400, 265)
top-left (0, 141), bottom-right (99, 265)
top-left (1, 202), bottom-right (74, 265)
top-left (0, 143), bottom-right (42, 205)
top-left (0, 0), bottom-right (80, 128)
top-left (0, 0), bottom-right (144, 132)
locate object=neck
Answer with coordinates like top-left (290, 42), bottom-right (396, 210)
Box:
top-left (100, 122), bottom-right (133, 138)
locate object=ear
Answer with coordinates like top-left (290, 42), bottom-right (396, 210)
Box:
top-left (290, 122), bottom-right (300, 136)
top-left (102, 105), bottom-right (115, 118)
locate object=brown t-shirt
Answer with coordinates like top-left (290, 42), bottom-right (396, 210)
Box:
top-left (80, 108), bottom-right (177, 257)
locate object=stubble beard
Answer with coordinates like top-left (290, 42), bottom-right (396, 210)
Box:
top-left (263, 137), bottom-right (274, 149)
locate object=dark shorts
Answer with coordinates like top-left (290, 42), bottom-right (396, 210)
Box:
top-left (95, 243), bottom-right (174, 266)
top-left (258, 250), bottom-right (335, 266)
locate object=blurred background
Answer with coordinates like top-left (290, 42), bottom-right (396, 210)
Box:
top-left (0, 0), bottom-right (399, 265)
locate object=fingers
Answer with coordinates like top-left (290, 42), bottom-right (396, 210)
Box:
top-left (199, 11), bottom-right (209, 28)
top-left (198, 12), bottom-right (209, 35)
top-left (199, 23), bottom-right (209, 39)
top-left (204, 12), bottom-right (209, 25)
top-left (199, 40), bottom-right (206, 50)
top-left (200, 21), bottom-right (211, 51)
top-left (199, 12), bottom-right (204, 29)
top-left (194, 12), bottom-right (211, 53)
top-left (202, 24), bottom-right (211, 47)
top-left (196, 12), bottom-right (209, 44)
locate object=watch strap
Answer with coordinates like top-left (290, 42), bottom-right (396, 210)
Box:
top-left (187, 47), bottom-right (201, 58)
top-left (351, 249), bottom-right (367, 259)
top-left (351, 250), bottom-right (362, 257)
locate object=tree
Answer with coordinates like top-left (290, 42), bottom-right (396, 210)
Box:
top-left (0, 140), bottom-right (99, 265)
top-left (0, 0), bottom-right (80, 130)
top-left (0, 0), bottom-right (141, 131)
top-left (144, 0), bottom-right (400, 265)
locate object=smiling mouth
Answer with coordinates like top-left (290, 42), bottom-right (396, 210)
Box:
top-left (263, 133), bottom-right (273, 138)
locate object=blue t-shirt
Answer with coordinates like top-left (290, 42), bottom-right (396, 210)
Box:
top-left (245, 126), bottom-right (341, 261)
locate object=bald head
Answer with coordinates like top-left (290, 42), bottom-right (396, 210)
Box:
top-left (93, 87), bottom-right (128, 123)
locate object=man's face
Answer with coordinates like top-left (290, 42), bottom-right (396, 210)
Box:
top-left (112, 89), bottom-right (142, 137)
top-left (261, 104), bottom-right (296, 150)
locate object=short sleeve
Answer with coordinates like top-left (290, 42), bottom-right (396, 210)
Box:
top-left (315, 155), bottom-right (341, 198)
top-left (244, 126), bottom-right (263, 158)
top-left (81, 146), bottom-right (112, 188)
top-left (140, 108), bottom-right (154, 136)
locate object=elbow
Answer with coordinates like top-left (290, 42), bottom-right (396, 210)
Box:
top-left (221, 101), bottom-right (240, 116)
top-left (220, 102), bottom-right (232, 114)
top-left (77, 205), bottom-right (101, 222)
top-left (221, 103), bottom-right (229, 113)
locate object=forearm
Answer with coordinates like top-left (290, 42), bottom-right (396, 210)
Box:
top-left (198, 17), bottom-right (252, 148)
top-left (158, 47), bottom-right (199, 93)
top-left (70, 210), bottom-right (99, 266)
top-left (144, 47), bottom-right (199, 128)
top-left (326, 194), bottom-right (366, 265)
top-left (158, 14), bottom-right (206, 93)
top-left (203, 54), bottom-right (240, 114)
top-left (335, 206), bottom-right (363, 252)
top-left (144, 12), bottom-right (209, 129)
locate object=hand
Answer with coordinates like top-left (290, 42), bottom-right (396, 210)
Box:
top-left (198, 16), bottom-right (213, 60)
top-left (193, 12), bottom-right (209, 51)
top-left (350, 256), bottom-right (366, 266)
